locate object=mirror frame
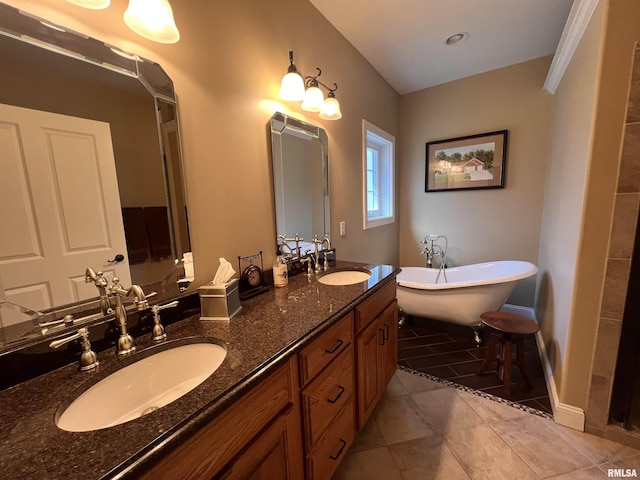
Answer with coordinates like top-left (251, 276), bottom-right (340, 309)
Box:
top-left (0, 2), bottom-right (191, 350)
top-left (270, 112), bottom-right (330, 249)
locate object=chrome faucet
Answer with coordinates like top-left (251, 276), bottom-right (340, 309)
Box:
top-left (49, 327), bottom-right (99, 371)
top-left (278, 233), bottom-right (304, 259)
top-left (420, 234), bottom-right (449, 283)
top-left (85, 267), bottom-right (113, 315)
top-left (320, 234), bottom-right (331, 271)
top-left (311, 235), bottom-right (324, 273)
top-left (108, 277), bottom-right (148, 355)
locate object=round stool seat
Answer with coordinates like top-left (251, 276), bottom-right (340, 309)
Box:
top-left (477, 311), bottom-right (539, 396)
top-left (480, 311), bottom-right (539, 335)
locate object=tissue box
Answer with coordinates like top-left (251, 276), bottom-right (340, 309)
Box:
top-left (199, 279), bottom-right (242, 321)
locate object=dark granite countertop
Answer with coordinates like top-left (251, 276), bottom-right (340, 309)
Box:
top-left (0, 261), bottom-right (399, 480)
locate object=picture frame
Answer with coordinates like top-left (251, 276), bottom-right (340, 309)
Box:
top-left (425, 130), bottom-right (508, 192)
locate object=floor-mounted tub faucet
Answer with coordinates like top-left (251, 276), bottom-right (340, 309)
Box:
top-left (420, 234), bottom-right (449, 283)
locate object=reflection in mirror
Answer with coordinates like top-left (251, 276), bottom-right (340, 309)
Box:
top-left (0, 3), bottom-right (191, 348)
top-left (270, 112), bottom-right (329, 256)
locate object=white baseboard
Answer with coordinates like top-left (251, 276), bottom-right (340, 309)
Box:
top-left (501, 304), bottom-right (586, 431)
top-left (535, 330), bottom-right (586, 431)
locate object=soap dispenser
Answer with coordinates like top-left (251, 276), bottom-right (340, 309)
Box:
top-left (273, 256), bottom-right (288, 287)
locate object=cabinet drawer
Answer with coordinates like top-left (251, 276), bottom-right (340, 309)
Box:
top-left (355, 279), bottom-right (396, 333)
top-left (301, 345), bottom-right (354, 450)
top-left (306, 399), bottom-right (355, 480)
top-left (299, 311), bottom-right (354, 386)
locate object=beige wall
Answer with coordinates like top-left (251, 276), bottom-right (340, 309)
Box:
top-left (5, 0), bottom-right (400, 285)
top-left (398, 57), bottom-right (553, 307)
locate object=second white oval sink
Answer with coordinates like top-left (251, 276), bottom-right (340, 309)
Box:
top-left (56, 342), bottom-right (226, 432)
top-left (318, 269), bottom-right (372, 286)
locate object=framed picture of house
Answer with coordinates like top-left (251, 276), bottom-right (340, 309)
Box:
top-left (425, 130), bottom-right (508, 192)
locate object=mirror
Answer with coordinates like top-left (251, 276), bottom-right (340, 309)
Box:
top-left (270, 112), bottom-right (329, 255)
top-left (0, 3), bottom-right (191, 347)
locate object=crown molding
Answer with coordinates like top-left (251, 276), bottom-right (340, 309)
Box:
top-left (544, 0), bottom-right (600, 94)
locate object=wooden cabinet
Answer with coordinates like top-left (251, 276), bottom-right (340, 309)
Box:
top-left (299, 313), bottom-right (356, 480)
top-left (213, 404), bottom-right (302, 480)
top-left (141, 356), bottom-right (304, 480)
top-left (140, 276), bottom-right (397, 480)
top-left (299, 311), bottom-right (353, 386)
top-left (355, 280), bottom-right (398, 429)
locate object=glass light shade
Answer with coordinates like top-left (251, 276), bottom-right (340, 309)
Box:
top-left (279, 72), bottom-right (305, 101)
top-left (124, 0), bottom-right (180, 44)
top-left (66, 0), bottom-right (110, 9)
top-left (301, 86), bottom-right (324, 112)
top-left (319, 97), bottom-right (342, 120)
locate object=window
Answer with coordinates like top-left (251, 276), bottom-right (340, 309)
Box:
top-left (363, 120), bottom-right (395, 229)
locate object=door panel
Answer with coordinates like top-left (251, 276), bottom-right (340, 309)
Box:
top-left (0, 103), bottom-right (130, 310)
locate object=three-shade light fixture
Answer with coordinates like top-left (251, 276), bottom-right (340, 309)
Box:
top-left (65, 0), bottom-right (180, 44)
top-left (278, 51), bottom-right (342, 120)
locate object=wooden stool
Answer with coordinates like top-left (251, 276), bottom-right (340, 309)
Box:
top-left (476, 311), bottom-right (539, 396)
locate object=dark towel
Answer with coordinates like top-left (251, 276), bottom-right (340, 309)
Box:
top-left (122, 207), bottom-right (149, 264)
top-left (144, 206), bottom-right (172, 260)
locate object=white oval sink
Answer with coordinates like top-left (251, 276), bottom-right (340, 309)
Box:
top-left (318, 269), bottom-right (372, 286)
top-left (56, 342), bottom-right (226, 432)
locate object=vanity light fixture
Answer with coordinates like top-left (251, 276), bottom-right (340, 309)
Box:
top-left (278, 51), bottom-right (306, 101)
top-left (301, 70), bottom-right (325, 112)
top-left (278, 51), bottom-right (342, 120)
top-left (65, 0), bottom-right (111, 10)
top-left (124, 0), bottom-right (180, 44)
top-left (65, 0), bottom-right (180, 43)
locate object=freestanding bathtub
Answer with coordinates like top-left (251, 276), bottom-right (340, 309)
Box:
top-left (396, 261), bottom-right (538, 341)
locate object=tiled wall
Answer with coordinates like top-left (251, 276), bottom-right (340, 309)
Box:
top-left (586, 43), bottom-right (640, 447)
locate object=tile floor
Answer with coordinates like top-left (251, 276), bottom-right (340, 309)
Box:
top-left (334, 369), bottom-right (640, 480)
top-left (397, 317), bottom-right (552, 415)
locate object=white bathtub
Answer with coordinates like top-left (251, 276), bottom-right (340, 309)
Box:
top-left (396, 261), bottom-right (538, 329)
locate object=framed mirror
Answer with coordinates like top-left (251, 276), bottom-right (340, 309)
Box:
top-left (270, 112), bottom-right (329, 255)
top-left (0, 3), bottom-right (191, 348)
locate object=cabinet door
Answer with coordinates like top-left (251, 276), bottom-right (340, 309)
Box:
top-left (379, 300), bottom-right (398, 387)
top-left (356, 318), bottom-right (381, 429)
top-left (215, 404), bottom-right (303, 480)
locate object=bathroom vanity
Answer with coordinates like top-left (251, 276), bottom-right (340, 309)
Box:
top-left (0, 261), bottom-right (399, 480)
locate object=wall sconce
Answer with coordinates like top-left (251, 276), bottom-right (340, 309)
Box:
top-left (66, 0), bottom-right (180, 44)
top-left (279, 51), bottom-right (342, 120)
top-left (124, 0), bottom-right (180, 44)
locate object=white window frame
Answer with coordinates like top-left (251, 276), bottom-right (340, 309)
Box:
top-left (363, 120), bottom-right (395, 230)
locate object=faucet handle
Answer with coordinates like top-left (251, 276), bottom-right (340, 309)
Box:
top-left (150, 301), bottom-right (178, 341)
top-left (300, 257), bottom-right (313, 276)
top-left (50, 328), bottom-right (99, 371)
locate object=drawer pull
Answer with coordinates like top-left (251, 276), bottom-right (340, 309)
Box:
top-left (327, 385), bottom-right (346, 404)
top-left (379, 328), bottom-right (385, 346)
top-left (324, 338), bottom-right (344, 354)
top-left (329, 438), bottom-right (347, 460)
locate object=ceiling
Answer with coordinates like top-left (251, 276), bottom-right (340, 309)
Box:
top-left (309, 0), bottom-right (575, 94)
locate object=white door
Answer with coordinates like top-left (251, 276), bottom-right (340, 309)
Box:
top-left (0, 103), bottom-right (131, 313)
